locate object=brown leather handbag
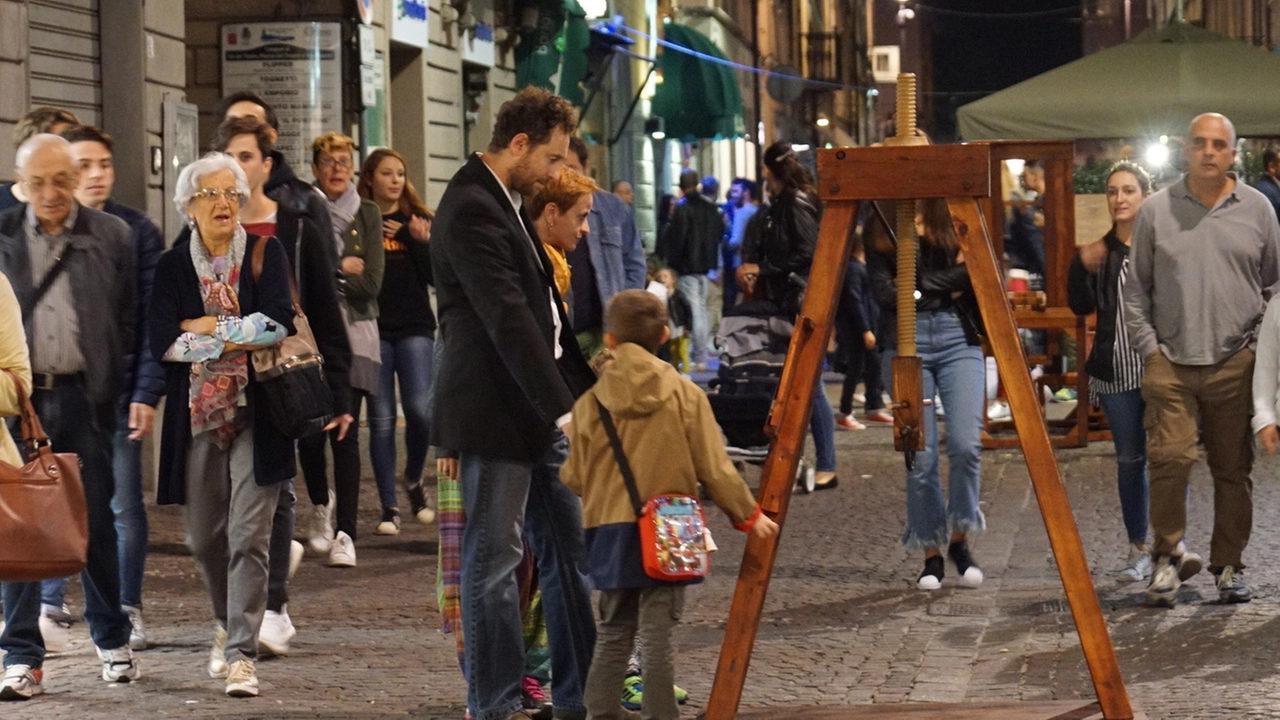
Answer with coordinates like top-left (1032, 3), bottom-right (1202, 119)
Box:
top-left (0, 369), bottom-right (88, 582)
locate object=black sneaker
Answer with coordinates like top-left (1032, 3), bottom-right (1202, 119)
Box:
top-left (1213, 566), bottom-right (1251, 604)
top-left (406, 480), bottom-right (436, 524)
top-left (917, 555), bottom-right (945, 590)
top-left (374, 506), bottom-right (401, 536)
top-left (947, 540), bottom-right (984, 588)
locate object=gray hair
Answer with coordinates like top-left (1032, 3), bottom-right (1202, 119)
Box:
top-left (15, 133), bottom-right (72, 174)
top-left (173, 152), bottom-right (250, 218)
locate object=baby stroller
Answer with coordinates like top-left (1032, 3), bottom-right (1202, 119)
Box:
top-left (707, 300), bottom-right (816, 493)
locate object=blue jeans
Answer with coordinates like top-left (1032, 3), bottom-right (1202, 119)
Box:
top-left (2, 387), bottom-right (131, 668)
top-left (369, 334), bottom-right (434, 509)
top-left (676, 273), bottom-right (710, 362)
top-left (900, 311), bottom-right (986, 550)
top-left (111, 406), bottom-right (148, 608)
top-left (459, 434), bottom-right (596, 720)
top-left (1097, 389), bottom-right (1149, 546)
top-left (38, 404), bottom-right (148, 611)
top-left (810, 376), bottom-right (837, 473)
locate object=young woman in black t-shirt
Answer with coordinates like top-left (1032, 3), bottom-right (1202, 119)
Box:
top-left (358, 148), bottom-right (437, 534)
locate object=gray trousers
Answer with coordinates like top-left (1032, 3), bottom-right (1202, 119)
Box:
top-left (184, 426), bottom-right (280, 665)
top-left (584, 586), bottom-right (685, 720)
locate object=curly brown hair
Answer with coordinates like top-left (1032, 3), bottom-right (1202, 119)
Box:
top-left (488, 87), bottom-right (578, 153)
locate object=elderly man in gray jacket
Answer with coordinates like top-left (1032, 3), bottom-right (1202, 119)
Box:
top-left (1125, 112), bottom-right (1280, 609)
top-left (0, 133), bottom-right (138, 700)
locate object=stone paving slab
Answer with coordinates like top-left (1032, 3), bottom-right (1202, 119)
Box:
top-left (2, 398), bottom-right (1280, 720)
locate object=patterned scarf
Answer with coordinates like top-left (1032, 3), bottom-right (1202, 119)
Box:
top-left (189, 226), bottom-right (249, 449)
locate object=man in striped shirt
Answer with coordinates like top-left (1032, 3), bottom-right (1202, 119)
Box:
top-left (1125, 112), bottom-right (1280, 608)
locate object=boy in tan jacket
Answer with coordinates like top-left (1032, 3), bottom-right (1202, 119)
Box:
top-left (562, 289), bottom-right (778, 720)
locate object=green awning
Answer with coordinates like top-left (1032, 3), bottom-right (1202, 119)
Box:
top-left (515, 0), bottom-right (589, 105)
top-left (652, 23), bottom-right (746, 142)
top-left (957, 23), bottom-right (1280, 140)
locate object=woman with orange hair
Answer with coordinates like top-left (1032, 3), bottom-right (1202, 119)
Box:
top-left (529, 167), bottom-right (597, 304)
top-left (358, 148), bottom-right (437, 535)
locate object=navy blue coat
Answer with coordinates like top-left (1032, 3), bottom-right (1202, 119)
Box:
top-left (150, 234), bottom-right (296, 505)
top-left (103, 199), bottom-right (166, 409)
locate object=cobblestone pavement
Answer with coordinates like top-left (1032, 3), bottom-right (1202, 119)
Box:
top-left (4, 390), bottom-right (1280, 719)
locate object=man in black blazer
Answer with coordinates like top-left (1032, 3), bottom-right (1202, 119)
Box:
top-left (431, 87), bottom-right (597, 720)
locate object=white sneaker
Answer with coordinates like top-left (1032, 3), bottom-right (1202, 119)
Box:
top-left (38, 614), bottom-right (71, 654)
top-left (327, 531), bottom-right (356, 567)
top-left (288, 540), bottom-right (304, 580)
top-left (308, 489), bottom-right (335, 554)
top-left (1145, 555), bottom-right (1181, 607)
top-left (225, 659), bottom-right (259, 698)
top-left (97, 645), bottom-right (139, 682)
top-left (987, 401), bottom-right (1011, 421)
top-left (259, 605), bottom-right (296, 657)
top-left (209, 625), bottom-right (228, 679)
top-left (1119, 546), bottom-right (1152, 582)
top-left (0, 664), bottom-right (43, 701)
top-left (124, 605), bottom-right (147, 650)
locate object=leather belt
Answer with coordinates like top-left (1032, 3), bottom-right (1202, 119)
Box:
top-left (31, 372), bottom-right (85, 390)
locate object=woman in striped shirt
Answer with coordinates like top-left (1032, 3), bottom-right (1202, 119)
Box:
top-left (1068, 161), bottom-right (1153, 583)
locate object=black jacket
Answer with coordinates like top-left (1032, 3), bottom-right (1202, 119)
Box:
top-left (1067, 229), bottom-right (1128, 383)
top-left (741, 188), bottom-right (822, 316)
top-left (264, 151), bottom-right (335, 246)
top-left (868, 235), bottom-right (984, 351)
top-left (430, 154), bottom-right (596, 463)
top-left (0, 205), bottom-right (135, 421)
top-left (103, 199), bottom-right (166, 409)
top-left (658, 192), bottom-right (722, 275)
top-left (150, 234), bottom-right (297, 504)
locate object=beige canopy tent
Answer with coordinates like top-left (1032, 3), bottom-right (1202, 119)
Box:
top-left (957, 23), bottom-right (1280, 140)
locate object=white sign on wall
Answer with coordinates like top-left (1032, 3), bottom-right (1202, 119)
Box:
top-left (459, 22), bottom-right (496, 68)
top-left (392, 0), bottom-right (429, 49)
top-left (221, 22), bottom-right (344, 177)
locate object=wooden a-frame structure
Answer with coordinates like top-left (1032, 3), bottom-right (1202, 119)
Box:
top-left (699, 142), bottom-right (1137, 720)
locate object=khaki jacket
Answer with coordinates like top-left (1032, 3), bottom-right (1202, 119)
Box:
top-left (562, 343), bottom-right (760, 588)
top-left (0, 272), bottom-right (32, 466)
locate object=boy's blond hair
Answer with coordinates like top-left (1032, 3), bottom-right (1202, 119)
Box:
top-left (606, 289), bottom-right (668, 353)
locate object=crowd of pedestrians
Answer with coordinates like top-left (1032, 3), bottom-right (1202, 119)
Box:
top-left (2, 83), bottom-right (1280, 720)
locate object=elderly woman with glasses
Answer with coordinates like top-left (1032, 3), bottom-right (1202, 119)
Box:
top-left (150, 152), bottom-right (295, 698)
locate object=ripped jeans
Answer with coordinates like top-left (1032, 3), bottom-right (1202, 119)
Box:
top-left (900, 311), bottom-right (986, 550)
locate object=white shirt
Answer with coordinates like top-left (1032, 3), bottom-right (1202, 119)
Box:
top-left (480, 156), bottom-right (572, 429)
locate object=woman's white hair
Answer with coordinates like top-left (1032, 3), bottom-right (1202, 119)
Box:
top-left (173, 152), bottom-right (250, 219)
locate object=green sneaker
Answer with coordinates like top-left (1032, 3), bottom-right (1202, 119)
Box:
top-left (621, 675), bottom-right (643, 710)
top-left (1052, 387), bottom-right (1077, 402)
top-left (621, 674), bottom-right (688, 708)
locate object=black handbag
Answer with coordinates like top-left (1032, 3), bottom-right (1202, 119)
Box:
top-left (249, 232), bottom-right (334, 438)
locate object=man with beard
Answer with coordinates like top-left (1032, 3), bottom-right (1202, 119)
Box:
top-left (431, 87), bottom-right (598, 720)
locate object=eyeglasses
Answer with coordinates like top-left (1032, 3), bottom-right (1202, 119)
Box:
top-left (191, 188), bottom-right (244, 202)
top-left (22, 176), bottom-right (77, 194)
top-left (317, 157), bottom-right (354, 170)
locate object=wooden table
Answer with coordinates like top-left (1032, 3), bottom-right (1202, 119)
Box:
top-left (982, 306), bottom-right (1103, 449)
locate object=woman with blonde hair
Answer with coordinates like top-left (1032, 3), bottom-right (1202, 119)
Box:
top-left (304, 132), bottom-right (384, 567)
top-left (358, 148), bottom-right (436, 533)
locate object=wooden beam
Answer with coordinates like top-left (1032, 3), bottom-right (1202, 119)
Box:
top-left (947, 197), bottom-right (1133, 720)
top-left (703, 201), bottom-right (859, 720)
top-left (816, 144), bottom-right (992, 200)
